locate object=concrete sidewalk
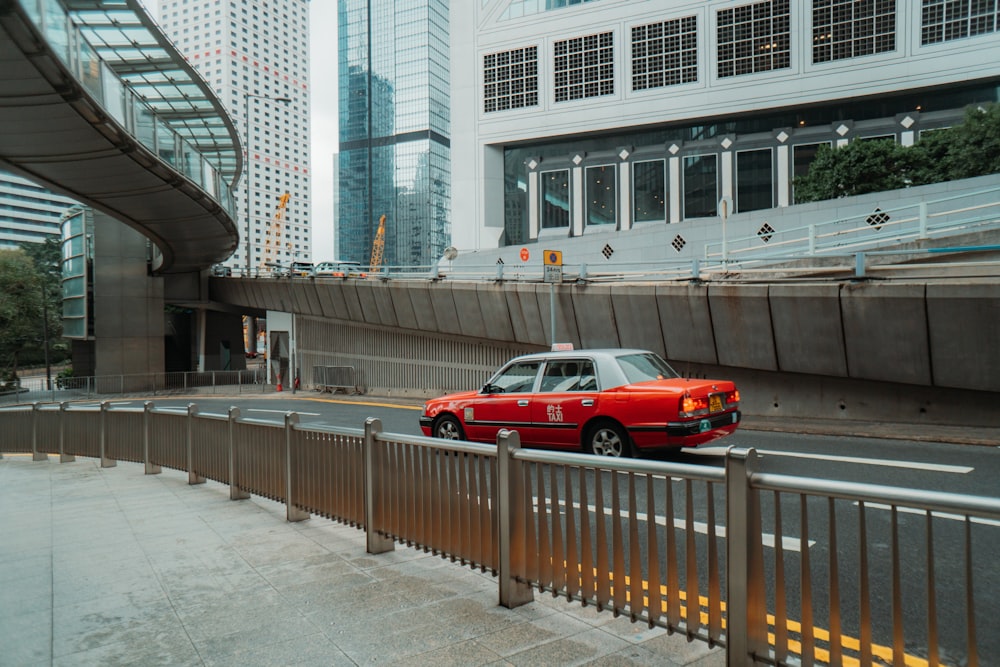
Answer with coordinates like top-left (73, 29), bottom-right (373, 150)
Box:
top-left (0, 454), bottom-right (724, 667)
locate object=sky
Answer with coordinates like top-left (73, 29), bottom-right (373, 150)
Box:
top-left (141, 1), bottom-right (340, 260)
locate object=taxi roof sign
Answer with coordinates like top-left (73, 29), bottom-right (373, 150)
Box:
top-left (543, 249), bottom-right (563, 266)
top-left (551, 343), bottom-right (574, 351)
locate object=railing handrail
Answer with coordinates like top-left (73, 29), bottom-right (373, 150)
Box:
top-left (752, 470), bottom-right (1000, 520)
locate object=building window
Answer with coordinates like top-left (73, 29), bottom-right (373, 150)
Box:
top-left (484, 46), bottom-right (539, 113)
top-left (541, 170), bottom-right (570, 229)
top-left (585, 165), bottom-right (616, 227)
top-left (921, 0), bottom-right (999, 44)
top-left (736, 148), bottom-right (773, 213)
top-left (813, 0), bottom-right (896, 62)
top-left (632, 16), bottom-right (697, 90)
top-left (554, 32), bottom-right (614, 102)
top-left (683, 154), bottom-right (718, 218)
top-left (632, 160), bottom-right (666, 223)
top-left (717, 0), bottom-right (791, 78)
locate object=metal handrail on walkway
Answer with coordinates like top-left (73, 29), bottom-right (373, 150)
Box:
top-left (1, 403), bottom-right (996, 665)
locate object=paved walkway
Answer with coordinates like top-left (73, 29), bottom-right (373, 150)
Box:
top-left (0, 454), bottom-right (725, 667)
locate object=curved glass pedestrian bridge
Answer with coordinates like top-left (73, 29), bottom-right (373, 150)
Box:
top-left (0, 0), bottom-right (241, 273)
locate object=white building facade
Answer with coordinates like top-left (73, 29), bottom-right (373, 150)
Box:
top-left (451, 0), bottom-right (1000, 254)
top-left (159, 0), bottom-right (312, 272)
top-left (0, 171), bottom-right (76, 250)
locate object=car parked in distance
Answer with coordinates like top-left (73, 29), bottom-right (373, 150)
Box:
top-left (313, 260), bottom-right (366, 278)
top-left (419, 348), bottom-right (741, 457)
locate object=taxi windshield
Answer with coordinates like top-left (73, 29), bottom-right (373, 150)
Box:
top-left (616, 353), bottom-right (680, 383)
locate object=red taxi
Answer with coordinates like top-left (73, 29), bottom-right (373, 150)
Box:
top-left (419, 349), bottom-right (741, 457)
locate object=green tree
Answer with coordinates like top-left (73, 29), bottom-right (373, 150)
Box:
top-left (793, 139), bottom-right (913, 202)
top-left (0, 249), bottom-right (44, 380)
top-left (794, 103), bottom-right (1000, 203)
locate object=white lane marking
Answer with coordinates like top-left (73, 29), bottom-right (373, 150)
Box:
top-left (693, 446), bottom-right (973, 474)
top-left (249, 408), bottom-right (320, 416)
top-left (537, 498), bottom-right (814, 552)
top-left (857, 502), bottom-right (1000, 528)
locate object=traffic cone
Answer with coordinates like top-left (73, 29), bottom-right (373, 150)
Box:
top-left (276, 371), bottom-right (283, 392)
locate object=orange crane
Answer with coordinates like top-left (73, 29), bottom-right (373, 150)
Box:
top-left (369, 214), bottom-right (386, 274)
top-left (260, 192), bottom-right (291, 272)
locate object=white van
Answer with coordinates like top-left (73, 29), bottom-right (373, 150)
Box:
top-left (313, 260), bottom-right (366, 278)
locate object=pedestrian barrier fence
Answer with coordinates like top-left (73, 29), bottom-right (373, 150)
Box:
top-left (0, 369), bottom-right (268, 405)
top-left (312, 365), bottom-right (361, 394)
top-left (1, 402), bottom-right (996, 666)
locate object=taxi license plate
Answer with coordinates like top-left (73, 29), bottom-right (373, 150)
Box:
top-left (709, 394), bottom-right (723, 413)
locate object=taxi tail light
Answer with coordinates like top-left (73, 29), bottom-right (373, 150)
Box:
top-left (726, 389), bottom-right (740, 406)
top-left (680, 394), bottom-right (709, 417)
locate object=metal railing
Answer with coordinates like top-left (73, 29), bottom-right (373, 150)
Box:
top-left (0, 369), bottom-right (268, 405)
top-left (1, 403), bottom-right (996, 665)
top-left (312, 365), bottom-right (362, 394)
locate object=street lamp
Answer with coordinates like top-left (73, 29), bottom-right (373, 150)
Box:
top-left (242, 93), bottom-right (291, 275)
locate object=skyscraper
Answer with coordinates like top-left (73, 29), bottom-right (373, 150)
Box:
top-left (337, 0), bottom-right (451, 268)
top-left (0, 170), bottom-right (76, 250)
top-left (159, 0), bottom-right (312, 272)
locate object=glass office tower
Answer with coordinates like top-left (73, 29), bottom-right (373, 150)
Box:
top-left (337, 0), bottom-right (451, 268)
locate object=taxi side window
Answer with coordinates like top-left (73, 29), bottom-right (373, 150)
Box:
top-left (540, 360), bottom-right (594, 393)
top-left (488, 361), bottom-right (540, 393)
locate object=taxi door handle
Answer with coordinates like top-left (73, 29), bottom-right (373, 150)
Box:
top-left (581, 399), bottom-right (594, 407)
top-left (518, 400), bottom-right (529, 407)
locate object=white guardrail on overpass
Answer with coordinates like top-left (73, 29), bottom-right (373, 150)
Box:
top-left (1, 403), bottom-right (997, 665)
top-left (227, 183), bottom-right (1000, 285)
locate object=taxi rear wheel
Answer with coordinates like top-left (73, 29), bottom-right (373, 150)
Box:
top-left (585, 421), bottom-right (632, 457)
top-left (433, 414), bottom-right (465, 440)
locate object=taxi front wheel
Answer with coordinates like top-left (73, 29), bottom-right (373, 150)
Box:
top-left (433, 415), bottom-right (465, 440)
top-left (585, 421), bottom-right (632, 457)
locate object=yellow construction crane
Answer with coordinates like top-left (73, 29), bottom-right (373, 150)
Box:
top-left (369, 214), bottom-right (386, 274)
top-left (260, 192), bottom-right (291, 272)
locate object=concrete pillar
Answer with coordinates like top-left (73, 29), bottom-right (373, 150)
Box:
top-left (91, 210), bottom-right (165, 383)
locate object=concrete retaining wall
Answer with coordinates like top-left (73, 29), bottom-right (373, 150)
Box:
top-left (209, 277), bottom-right (1000, 395)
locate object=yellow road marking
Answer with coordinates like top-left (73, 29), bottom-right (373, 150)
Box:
top-left (298, 396), bottom-right (424, 411)
top-left (560, 564), bottom-right (930, 666)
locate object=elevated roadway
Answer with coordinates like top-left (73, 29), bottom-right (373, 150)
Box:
top-left (0, 0), bottom-right (241, 273)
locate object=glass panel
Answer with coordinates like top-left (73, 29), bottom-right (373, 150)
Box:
top-left (633, 160), bottom-right (666, 223)
top-left (63, 317), bottom-right (85, 339)
top-left (683, 154), bottom-right (718, 218)
top-left (78, 40), bottom-right (102, 99)
top-left (155, 116), bottom-right (175, 166)
top-left (585, 165), bottom-right (616, 226)
top-left (43, 0), bottom-right (69, 63)
top-left (134, 101), bottom-right (155, 152)
top-left (736, 148), bottom-right (773, 213)
top-left (63, 296), bottom-right (85, 317)
top-left (63, 275), bottom-right (85, 297)
top-left (541, 170), bottom-right (570, 229)
top-left (101, 66), bottom-right (125, 124)
top-left (67, 235), bottom-right (84, 257)
top-left (63, 256), bottom-right (83, 276)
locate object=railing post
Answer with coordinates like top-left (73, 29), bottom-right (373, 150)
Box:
top-left (228, 407), bottom-right (249, 500)
top-left (726, 447), bottom-right (766, 665)
top-left (143, 401), bottom-right (161, 475)
top-left (808, 225), bottom-right (816, 255)
top-left (186, 403), bottom-right (204, 485)
top-left (31, 402), bottom-right (45, 461)
top-left (855, 252), bottom-right (866, 279)
top-left (99, 401), bottom-right (116, 468)
top-left (284, 412), bottom-right (309, 522)
top-left (498, 429), bottom-right (533, 608)
top-left (59, 401), bottom-right (74, 463)
top-left (364, 417), bottom-right (394, 553)
top-left (690, 258), bottom-right (701, 281)
top-left (918, 201), bottom-right (928, 239)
